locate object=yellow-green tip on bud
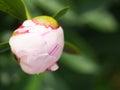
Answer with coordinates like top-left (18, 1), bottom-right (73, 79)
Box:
top-left (32, 16), bottom-right (59, 29)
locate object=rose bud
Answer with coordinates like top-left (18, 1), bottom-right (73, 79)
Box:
top-left (9, 16), bottom-right (64, 74)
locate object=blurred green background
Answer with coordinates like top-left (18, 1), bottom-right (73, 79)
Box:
top-left (0, 0), bottom-right (120, 90)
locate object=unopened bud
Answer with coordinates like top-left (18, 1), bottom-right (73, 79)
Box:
top-left (9, 16), bottom-right (64, 74)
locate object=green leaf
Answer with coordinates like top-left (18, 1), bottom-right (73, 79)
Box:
top-left (40, 73), bottom-right (69, 90)
top-left (23, 74), bottom-right (45, 90)
top-left (35, 0), bottom-right (78, 25)
top-left (0, 0), bottom-right (28, 20)
top-left (0, 42), bottom-right (9, 53)
top-left (64, 41), bottom-right (80, 54)
top-left (53, 6), bottom-right (70, 19)
top-left (61, 52), bottom-right (100, 74)
top-left (64, 30), bottom-right (95, 58)
top-left (80, 9), bottom-right (118, 32)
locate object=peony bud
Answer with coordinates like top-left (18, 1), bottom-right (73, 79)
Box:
top-left (9, 16), bottom-right (64, 74)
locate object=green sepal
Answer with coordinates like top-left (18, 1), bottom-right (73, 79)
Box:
top-left (53, 6), bottom-right (70, 20)
top-left (0, 42), bottom-right (9, 53)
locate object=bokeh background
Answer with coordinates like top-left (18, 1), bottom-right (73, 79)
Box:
top-left (0, 0), bottom-right (120, 90)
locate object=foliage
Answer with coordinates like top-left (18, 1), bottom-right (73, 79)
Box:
top-left (0, 0), bottom-right (120, 90)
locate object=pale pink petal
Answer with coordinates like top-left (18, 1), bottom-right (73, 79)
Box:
top-left (20, 53), bottom-right (57, 74)
top-left (47, 63), bottom-right (59, 71)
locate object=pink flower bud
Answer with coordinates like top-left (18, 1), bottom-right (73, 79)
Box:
top-left (9, 16), bottom-right (64, 74)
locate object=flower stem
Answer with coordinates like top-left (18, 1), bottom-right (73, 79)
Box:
top-left (21, 0), bottom-right (31, 19)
